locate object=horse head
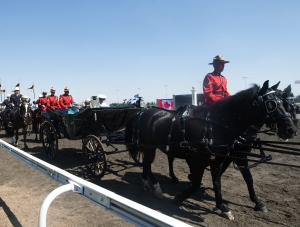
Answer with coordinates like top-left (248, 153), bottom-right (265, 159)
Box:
top-left (255, 80), bottom-right (297, 139)
top-left (19, 101), bottom-right (33, 126)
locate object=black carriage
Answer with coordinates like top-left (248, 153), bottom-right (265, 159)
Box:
top-left (40, 98), bottom-right (144, 178)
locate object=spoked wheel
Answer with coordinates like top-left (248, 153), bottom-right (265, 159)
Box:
top-left (41, 119), bottom-right (58, 159)
top-left (130, 148), bottom-right (143, 166)
top-left (82, 135), bottom-right (107, 178)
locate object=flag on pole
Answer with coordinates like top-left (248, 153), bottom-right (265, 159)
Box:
top-left (1, 89), bottom-right (5, 93)
top-left (15, 83), bottom-right (20, 87)
top-left (134, 94), bottom-right (139, 99)
top-left (295, 80), bottom-right (300, 84)
top-left (28, 84), bottom-right (34, 91)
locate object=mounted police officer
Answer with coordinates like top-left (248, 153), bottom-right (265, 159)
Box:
top-left (8, 87), bottom-right (23, 127)
top-left (202, 55), bottom-right (230, 106)
top-left (1, 94), bottom-right (11, 110)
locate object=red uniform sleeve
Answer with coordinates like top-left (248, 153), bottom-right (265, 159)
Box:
top-left (203, 74), bottom-right (221, 105)
top-left (46, 96), bottom-right (51, 108)
top-left (59, 95), bottom-right (66, 109)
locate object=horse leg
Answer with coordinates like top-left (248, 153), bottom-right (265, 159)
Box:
top-left (15, 130), bottom-right (19, 146)
top-left (142, 148), bottom-right (163, 198)
top-left (211, 159), bottom-right (234, 220)
top-left (167, 155), bottom-right (180, 184)
top-left (174, 150), bottom-right (210, 205)
top-left (23, 128), bottom-right (28, 149)
top-left (237, 159), bottom-right (268, 212)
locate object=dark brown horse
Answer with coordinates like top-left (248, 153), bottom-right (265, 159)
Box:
top-left (2, 101), bottom-right (33, 148)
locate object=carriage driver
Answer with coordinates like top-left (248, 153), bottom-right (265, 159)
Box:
top-left (59, 86), bottom-right (74, 109)
top-left (8, 87), bottom-right (23, 127)
top-left (202, 55), bottom-right (230, 106)
top-left (46, 87), bottom-right (61, 110)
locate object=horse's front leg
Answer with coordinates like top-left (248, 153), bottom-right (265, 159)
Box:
top-left (14, 129), bottom-right (19, 146)
top-left (23, 128), bottom-right (28, 149)
top-left (211, 160), bottom-right (234, 220)
top-left (237, 158), bottom-right (268, 212)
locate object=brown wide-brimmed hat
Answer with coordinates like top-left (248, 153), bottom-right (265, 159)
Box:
top-left (209, 55), bottom-right (230, 65)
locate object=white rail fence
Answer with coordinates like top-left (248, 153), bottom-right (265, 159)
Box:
top-left (0, 139), bottom-right (192, 227)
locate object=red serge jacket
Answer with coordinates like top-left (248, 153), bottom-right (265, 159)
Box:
top-left (202, 72), bottom-right (230, 106)
top-left (37, 97), bottom-right (48, 111)
top-left (59, 94), bottom-right (74, 109)
top-left (46, 95), bottom-right (61, 109)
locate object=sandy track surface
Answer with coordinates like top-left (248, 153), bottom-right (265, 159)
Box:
top-left (0, 124), bottom-right (299, 226)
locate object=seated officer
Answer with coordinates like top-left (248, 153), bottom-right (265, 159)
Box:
top-left (83, 98), bottom-right (90, 108)
top-left (8, 87), bottom-right (22, 127)
top-left (46, 87), bottom-right (61, 110)
top-left (98, 94), bottom-right (109, 107)
top-left (59, 86), bottom-right (74, 109)
top-left (37, 91), bottom-right (48, 111)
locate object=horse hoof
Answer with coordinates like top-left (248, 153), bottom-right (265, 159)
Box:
top-left (154, 191), bottom-right (163, 198)
top-left (221, 211), bottom-right (234, 221)
top-left (174, 195), bottom-right (183, 206)
top-left (254, 202), bottom-right (268, 212)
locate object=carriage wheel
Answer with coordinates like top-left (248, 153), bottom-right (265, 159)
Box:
top-left (82, 135), bottom-right (107, 178)
top-left (41, 119), bottom-right (58, 159)
top-left (130, 148), bottom-right (143, 166)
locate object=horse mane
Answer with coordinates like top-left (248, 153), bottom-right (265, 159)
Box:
top-left (209, 84), bottom-right (260, 113)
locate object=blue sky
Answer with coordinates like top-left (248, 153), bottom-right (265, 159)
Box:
top-left (1, 1), bottom-right (299, 104)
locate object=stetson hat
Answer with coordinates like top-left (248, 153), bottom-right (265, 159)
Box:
top-left (42, 91), bottom-right (47, 94)
top-left (209, 55), bottom-right (230, 65)
top-left (50, 87), bottom-right (56, 92)
top-left (64, 86), bottom-right (70, 91)
top-left (13, 87), bottom-right (20, 91)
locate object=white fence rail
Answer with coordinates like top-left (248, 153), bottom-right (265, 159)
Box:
top-left (0, 139), bottom-right (192, 227)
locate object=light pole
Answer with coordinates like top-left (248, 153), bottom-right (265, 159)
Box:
top-left (242, 77), bottom-right (249, 89)
top-left (164, 85), bottom-right (168, 99)
top-left (198, 81), bottom-right (202, 93)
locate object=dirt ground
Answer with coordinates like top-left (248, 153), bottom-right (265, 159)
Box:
top-left (0, 123), bottom-right (299, 227)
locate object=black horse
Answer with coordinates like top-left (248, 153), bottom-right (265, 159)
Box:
top-left (125, 80), bottom-right (297, 220)
top-left (165, 83), bottom-right (298, 210)
top-left (2, 100), bottom-right (33, 148)
top-left (32, 108), bottom-right (45, 141)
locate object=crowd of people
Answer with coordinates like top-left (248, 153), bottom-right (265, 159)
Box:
top-left (0, 85), bottom-right (110, 127)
